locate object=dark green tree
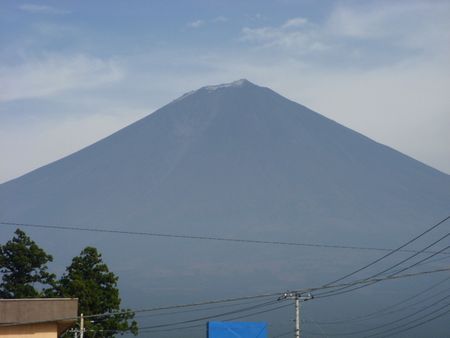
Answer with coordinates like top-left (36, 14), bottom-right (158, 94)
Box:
top-left (58, 247), bottom-right (138, 338)
top-left (0, 228), bottom-right (56, 298)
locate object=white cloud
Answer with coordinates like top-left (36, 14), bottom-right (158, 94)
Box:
top-left (144, 0), bottom-right (450, 172)
top-left (272, 58), bottom-right (450, 174)
top-left (241, 1), bottom-right (450, 61)
top-left (282, 17), bottom-right (308, 28)
top-left (2, 0), bottom-right (449, 182)
top-left (327, 1), bottom-right (450, 52)
top-left (0, 54), bottom-right (123, 102)
top-left (187, 17), bottom-right (229, 28)
top-left (187, 20), bottom-right (205, 28)
top-left (241, 17), bottom-right (322, 52)
top-left (19, 4), bottom-right (69, 15)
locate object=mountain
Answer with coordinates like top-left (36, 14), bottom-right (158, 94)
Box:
top-left (1, 79), bottom-right (449, 337)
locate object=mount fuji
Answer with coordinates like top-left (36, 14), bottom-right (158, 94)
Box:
top-left (1, 79), bottom-right (449, 337)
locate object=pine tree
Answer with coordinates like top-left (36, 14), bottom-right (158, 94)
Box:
top-left (0, 228), bottom-right (55, 298)
top-left (58, 247), bottom-right (138, 337)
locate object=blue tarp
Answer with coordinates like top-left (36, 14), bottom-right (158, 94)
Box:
top-left (207, 321), bottom-right (268, 338)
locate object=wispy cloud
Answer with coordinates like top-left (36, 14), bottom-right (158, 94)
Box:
top-left (2, 0), bottom-right (449, 179)
top-left (282, 17), bottom-right (308, 28)
top-left (0, 54), bottom-right (123, 102)
top-left (187, 17), bottom-right (229, 29)
top-left (241, 17), bottom-right (324, 52)
top-left (19, 4), bottom-right (70, 15)
top-left (241, 1), bottom-right (450, 63)
top-left (326, 1), bottom-right (450, 53)
top-left (187, 19), bottom-right (205, 28)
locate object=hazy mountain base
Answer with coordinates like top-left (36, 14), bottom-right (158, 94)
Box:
top-left (1, 80), bottom-right (449, 337)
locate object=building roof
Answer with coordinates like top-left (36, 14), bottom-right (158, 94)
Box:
top-left (0, 298), bottom-right (78, 335)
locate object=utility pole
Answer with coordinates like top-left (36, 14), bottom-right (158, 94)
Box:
top-left (68, 314), bottom-right (85, 338)
top-left (279, 291), bottom-right (313, 338)
top-left (80, 313), bottom-right (84, 338)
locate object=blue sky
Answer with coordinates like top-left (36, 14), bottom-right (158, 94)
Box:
top-left (1, 0), bottom-right (449, 182)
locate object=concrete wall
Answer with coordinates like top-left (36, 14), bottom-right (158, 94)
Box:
top-left (0, 322), bottom-right (57, 338)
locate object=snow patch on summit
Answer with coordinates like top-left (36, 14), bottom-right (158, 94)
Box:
top-left (203, 79), bottom-right (250, 91)
top-left (173, 79), bottom-right (251, 103)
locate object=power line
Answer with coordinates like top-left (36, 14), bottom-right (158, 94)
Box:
top-left (2, 267), bottom-right (449, 328)
top-left (309, 305), bottom-right (450, 338)
top-left (321, 215), bottom-right (450, 287)
top-left (363, 302), bottom-right (450, 338)
top-left (297, 267), bottom-right (450, 295)
top-left (135, 299), bottom-right (280, 330)
top-left (224, 303), bottom-right (291, 322)
top-left (1, 220), bottom-right (449, 255)
top-left (417, 252), bottom-right (450, 266)
top-left (312, 216), bottom-right (450, 299)
top-left (313, 275), bottom-right (450, 325)
top-left (2, 217), bottom-right (448, 336)
top-left (314, 239), bottom-right (450, 299)
top-left (379, 307), bottom-right (450, 338)
top-left (306, 293), bottom-right (450, 336)
top-left (91, 299), bottom-right (283, 334)
top-left (371, 236), bottom-right (450, 278)
top-left (0, 293), bottom-right (280, 327)
top-left (109, 301), bottom-right (289, 335)
top-left (133, 297), bottom-right (269, 319)
top-left (305, 304), bottom-right (450, 338)
top-left (382, 246), bottom-right (450, 282)
top-left (131, 302), bottom-right (291, 335)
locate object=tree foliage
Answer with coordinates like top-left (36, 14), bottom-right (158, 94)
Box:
top-left (0, 228), bottom-right (55, 298)
top-left (58, 247), bottom-right (138, 338)
top-left (0, 230), bottom-right (137, 337)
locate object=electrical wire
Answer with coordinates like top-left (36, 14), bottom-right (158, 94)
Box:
top-left (0, 292), bottom-right (278, 327)
top-left (138, 268), bottom-right (450, 328)
top-left (314, 243), bottom-right (450, 299)
top-left (321, 215), bottom-right (450, 287)
top-left (313, 216), bottom-right (450, 298)
top-left (83, 300), bottom-right (282, 334)
top-left (379, 308), bottom-right (450, 338)
top-left (90, 301), bottom-right (285, 335)
top-left (306, 293), bottom-right (450, 336)
top-left (2, 267), bottom-right (450, 328)
top-left (135, 299), bottom-right (280, 330)
top-left (315, 245), bottom-right (450, 299)
top-left (305, 305), bottom-right (450, 338)
top-left (1, 220), bottom-right (449, 255)
top-left (363, 302), bottom-right (450, 338)
top-left (133, 297), bottom-right (269, 319)
top-left (313, 275), bottom-right (450, 324)
top-left (2, 217), bottom-right (448, 336)
top-left (125, 301), bottom-right (291, 334)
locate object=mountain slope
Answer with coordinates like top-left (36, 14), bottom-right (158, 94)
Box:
top-left (1, 80), bottom-right (448, 237)
top-left (0, 79), bottom-right (449, 337)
